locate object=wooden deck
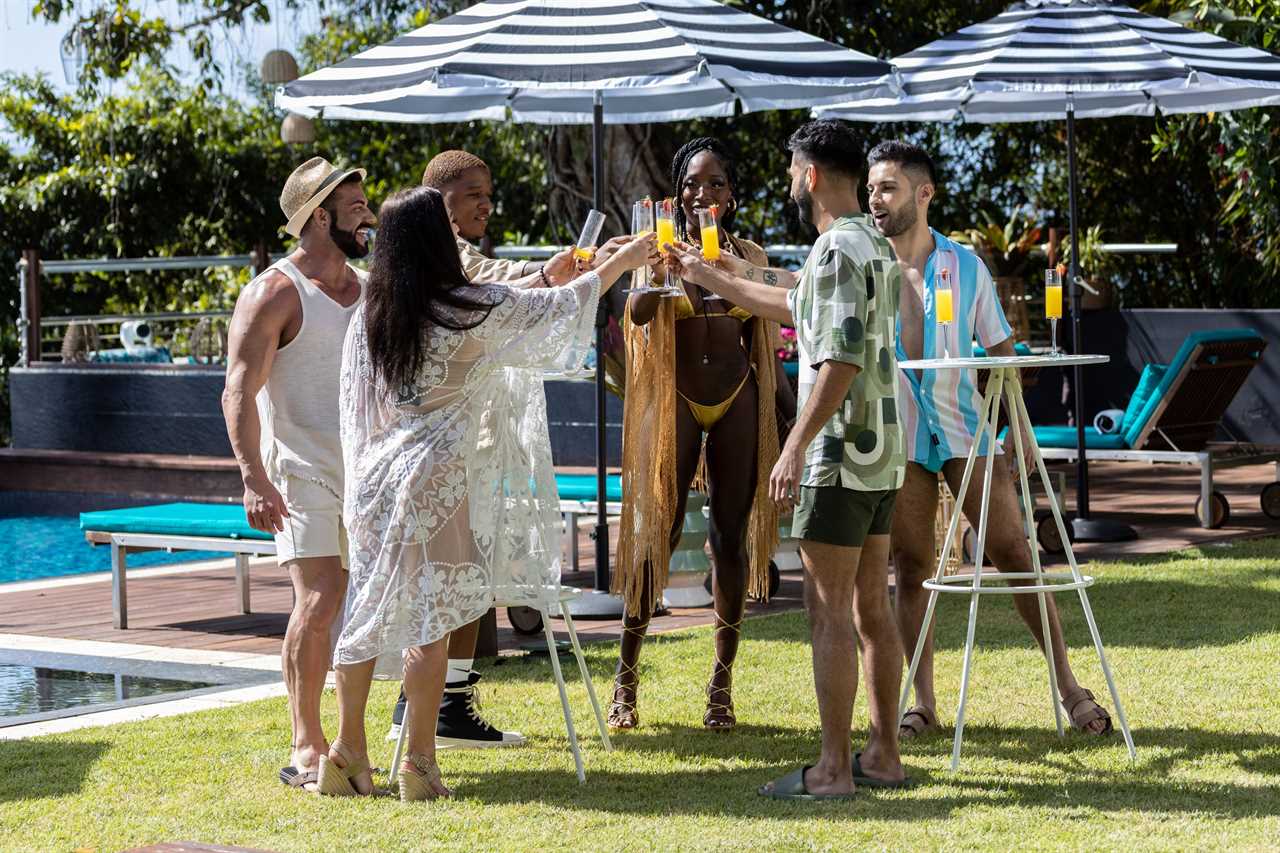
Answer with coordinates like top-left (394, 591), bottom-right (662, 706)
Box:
top-left (1, 459), bottom-right (1275, 658)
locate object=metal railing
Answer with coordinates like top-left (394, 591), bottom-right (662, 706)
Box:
top-left (16, 241), bottom-right (1179, 365)
top-left (16, 253), bottom-right (277, 366)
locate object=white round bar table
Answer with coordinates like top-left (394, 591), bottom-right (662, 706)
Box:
top-left (897, 354), bottom-right (1136, 770)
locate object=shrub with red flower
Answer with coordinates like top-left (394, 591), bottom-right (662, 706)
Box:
top-left (777, 325), bottom-right (798, 362)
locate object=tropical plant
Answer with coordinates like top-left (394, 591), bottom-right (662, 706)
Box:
top-left (1057, 225), bottom-right (1117, 279)
top-left (951, 208), bottom-right (1045, 278)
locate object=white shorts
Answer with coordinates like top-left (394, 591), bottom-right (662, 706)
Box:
top-left (274, 474), bottom-right (348, 569)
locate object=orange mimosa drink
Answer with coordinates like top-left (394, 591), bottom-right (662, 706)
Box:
top-left (698, 205), bottom-right (720, 261)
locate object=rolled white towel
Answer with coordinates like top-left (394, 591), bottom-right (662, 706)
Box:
top-left (1093, 408), bottom-right (1125, 435)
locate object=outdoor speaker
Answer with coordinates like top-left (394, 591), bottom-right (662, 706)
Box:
top-left (120, 320), bottom-right (154, 352)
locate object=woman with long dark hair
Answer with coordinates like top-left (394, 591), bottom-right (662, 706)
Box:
top-left (321, 186), bottom-right (653, 800)
top-left (610, 137), bottom-right (795, 731)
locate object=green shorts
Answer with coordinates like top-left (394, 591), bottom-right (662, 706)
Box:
top-left (792, 486), bottom-right (898, 548)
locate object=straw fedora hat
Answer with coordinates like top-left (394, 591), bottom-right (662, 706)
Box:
top-left (280, 156), bottom-right (367, 238)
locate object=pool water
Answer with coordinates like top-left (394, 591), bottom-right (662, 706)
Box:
top-left (0, 515), bottom-right (228, 584)
top-left (0, 663), bottom-right (215, 718)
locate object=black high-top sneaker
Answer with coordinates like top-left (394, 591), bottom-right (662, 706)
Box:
top-left (436, 671), bottom-right (525, 749)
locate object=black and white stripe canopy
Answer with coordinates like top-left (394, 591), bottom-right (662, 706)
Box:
top-left (816, 0), bottom-right (1280, 123)
top-left (277, 0), bottom-right (895, 125)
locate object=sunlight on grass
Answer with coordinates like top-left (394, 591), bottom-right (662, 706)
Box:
top-left (2, 539), bottom-right (1278, 850)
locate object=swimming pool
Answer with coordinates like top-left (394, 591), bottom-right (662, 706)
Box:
top-left (0, 647), bottom-right (279, 727)
top-left (0, 515), bottom-right (227, 584)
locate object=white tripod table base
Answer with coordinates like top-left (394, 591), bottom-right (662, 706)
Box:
top-left (898, 362), bottom-right (1136, 771)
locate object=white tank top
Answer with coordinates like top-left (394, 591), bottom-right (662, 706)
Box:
top-left (255, 258), bottom-right (365, 497)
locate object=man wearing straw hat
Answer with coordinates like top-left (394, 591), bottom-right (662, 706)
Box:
top-left (222, 156), bottom-right (375, 791)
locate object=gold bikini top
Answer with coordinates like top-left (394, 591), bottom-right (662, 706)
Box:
top-left (672, 231), bottom-right (753, 323)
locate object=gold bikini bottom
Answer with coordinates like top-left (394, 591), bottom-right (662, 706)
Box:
top-left (678, 368), bottom-right (752, 432)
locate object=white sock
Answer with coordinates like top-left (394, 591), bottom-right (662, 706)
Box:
top-left (446, 658), bottom-right (474, 685)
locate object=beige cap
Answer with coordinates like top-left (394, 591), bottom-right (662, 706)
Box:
top-left (279, 156), bottom-right (367, 238)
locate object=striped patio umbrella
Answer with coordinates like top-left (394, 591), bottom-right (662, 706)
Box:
top-left (277, 0), bottom-right (895, 612)
top-left (818, 0), bottom-right (1280, 542)
top-left (276, 0), bottom-right (895, 123)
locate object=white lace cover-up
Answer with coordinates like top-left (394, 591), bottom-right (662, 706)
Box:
top-left (336, 272), bottom-right (600, 675)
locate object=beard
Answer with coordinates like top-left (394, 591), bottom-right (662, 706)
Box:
top-left (329, 218), bottom-right (370, 259)
top-left (875, 200), bottom-right (918, 238)
top-left (792, 184), bottom-right (815, 228)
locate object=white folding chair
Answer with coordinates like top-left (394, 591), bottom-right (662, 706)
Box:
top-left (390, 586), bottom-right (612, 784)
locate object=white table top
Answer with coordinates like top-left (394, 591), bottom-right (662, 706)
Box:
top-left (898, 354), bottom-right (1109, 370)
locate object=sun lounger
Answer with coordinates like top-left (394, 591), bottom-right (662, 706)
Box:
top-left (1028, 329), bottom-right (1280, 528)
top-left (80, 502), bottom-right (275, 630)
top-left (83, 475), bottom-right (624, 628)
top-left (555, 473), bottom-right (623, 573)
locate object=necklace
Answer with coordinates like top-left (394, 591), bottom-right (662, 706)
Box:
top-left (700, 287), bottom-right (712, 364)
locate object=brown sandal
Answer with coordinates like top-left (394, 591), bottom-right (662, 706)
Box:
top-left (316, 739), bottom-right (372, 797)
top-left (608, 675), bottom-right (639, 730)
top-left (899, 705), bottom-right (940, 740)
top-left (703, 616), bottom-right (741, 730)
top-left (279, 766), bottom-right (318, 791)
top-left (608, 624), bottom-right (644, 730)
top-left (1062, 687), bottom-right (1113, 735)
top-left (399, 752), bottom-right (451, 802)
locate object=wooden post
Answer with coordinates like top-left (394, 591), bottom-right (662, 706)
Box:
top-left (22, 248), bottom-right (41, 364)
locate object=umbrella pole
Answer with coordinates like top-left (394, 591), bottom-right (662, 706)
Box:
top-left (1065, 96), bottom-right (1137, 543)
top-left (592, 91), bottom-right (610, 593)
top-left (569, 90), bottom-right (626, 617)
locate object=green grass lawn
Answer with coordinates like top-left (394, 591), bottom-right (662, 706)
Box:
top-left (3, 539), bottom-right (1279, 852)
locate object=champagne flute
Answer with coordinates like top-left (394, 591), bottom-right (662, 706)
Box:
top-left (935, 258), bottom-right (954, 359)
top-left (655, 198), bottom-right (682, 296)
top-left (698, 204), bottom-right (721, 262)
top-left (628, 198), bottom-right (656, 294)
top-left (1045, 267), bottom-right (1063, 356)
top-left (573, 209), bottom-right (606, 264)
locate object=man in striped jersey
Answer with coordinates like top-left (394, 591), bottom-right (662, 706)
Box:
top-left (866, 140), bottom-right (1113, 739)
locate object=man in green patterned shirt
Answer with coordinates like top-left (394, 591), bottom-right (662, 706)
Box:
top-left (668, 120), bottom-right (910, 799)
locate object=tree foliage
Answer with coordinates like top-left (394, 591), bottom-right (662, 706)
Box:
top-left (3, 0), bottom-right (1278, 443)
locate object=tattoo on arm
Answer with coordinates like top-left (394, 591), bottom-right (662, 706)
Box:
top-left (763, 270), bottom-right (778, 287)
top-left (745, 266), bottom-right (756, 281)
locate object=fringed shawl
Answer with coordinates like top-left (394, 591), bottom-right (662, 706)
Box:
top-left (613, 236), bottom-right (781, 616)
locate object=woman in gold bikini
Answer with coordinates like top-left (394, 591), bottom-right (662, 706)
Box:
top-left (609, 137), bottom-right (794, 730)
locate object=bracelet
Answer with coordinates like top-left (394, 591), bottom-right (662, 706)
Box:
top-left (538, 265), bottom-right (551, 288)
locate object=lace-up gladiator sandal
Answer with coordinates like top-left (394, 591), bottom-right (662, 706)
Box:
top-left (704, 616), bottom-right (741, 730)
top-left (608, 623), bottom-right (647, 730)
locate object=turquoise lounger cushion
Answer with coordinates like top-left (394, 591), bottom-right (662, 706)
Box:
top-left (80, 502), bottom-right (271, 540)
top-left (1031, 426), bottom-right (1128, 450)
top-left (1119, 363), bottom-right (1168, 437)
top-left (1120, 328), bottom-right (1263, 449)
top-left (555, 473), bottom-right (623, 503)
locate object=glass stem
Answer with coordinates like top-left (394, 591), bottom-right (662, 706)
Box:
top-left (1051, 317), bottom-right (1058, 355)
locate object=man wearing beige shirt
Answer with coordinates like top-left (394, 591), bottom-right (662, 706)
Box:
top-left (426, 149), bottom-right (628, 287)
